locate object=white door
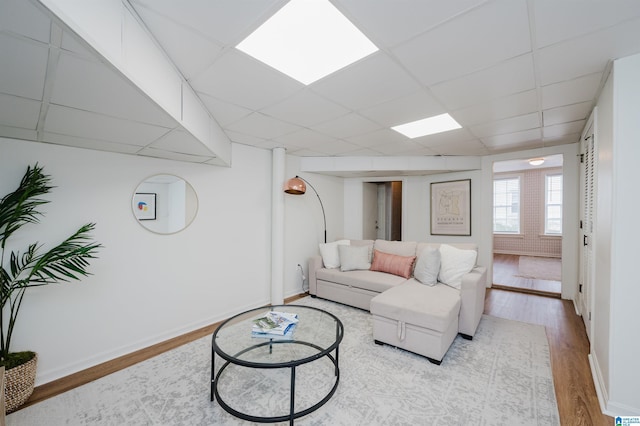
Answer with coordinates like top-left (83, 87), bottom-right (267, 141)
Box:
top-left (579, 110), bottom-right (596, 340)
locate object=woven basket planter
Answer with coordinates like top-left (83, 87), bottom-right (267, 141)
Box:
top-left (4, 353), bottom-right (37, 413)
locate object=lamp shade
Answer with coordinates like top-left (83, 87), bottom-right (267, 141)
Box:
top-left (284, 177), bottom-right (306, 194)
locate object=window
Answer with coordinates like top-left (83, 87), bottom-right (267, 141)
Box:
top-left (545, 173), bottom-right (563, 234)
top-left (493, 177), bottom-right (520, 233)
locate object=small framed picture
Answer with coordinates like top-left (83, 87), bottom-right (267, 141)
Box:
top-left (430, 179), bottom-right (471, 236)
top-left (133, 193), bottom-right (156, 220)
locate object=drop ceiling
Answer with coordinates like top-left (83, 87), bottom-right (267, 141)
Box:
top-left (1, 0), bottom-right (640, 168)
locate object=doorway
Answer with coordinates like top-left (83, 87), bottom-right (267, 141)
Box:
top-left (363, 181), bottom-right (402, 241)
top-left (492, 155), bottom-right (563, 297)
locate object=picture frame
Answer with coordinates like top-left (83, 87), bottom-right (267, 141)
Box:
top-left (430, 179), bottom-right (471, 236)
top-left (133, 192), bottom-right (156, 220)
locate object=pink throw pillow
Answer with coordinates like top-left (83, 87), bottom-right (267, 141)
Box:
top-left (370, 250), bottom-right (416, 279)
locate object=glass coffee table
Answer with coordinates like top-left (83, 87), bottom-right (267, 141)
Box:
top-left (211, 304), bottom-right (343, 425)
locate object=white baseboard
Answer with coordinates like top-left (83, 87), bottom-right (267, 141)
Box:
top-left (493, 250), bottom-right (561, 258)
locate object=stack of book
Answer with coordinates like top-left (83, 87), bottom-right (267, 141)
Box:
top-left (252, 311), bottom-right (299, 339)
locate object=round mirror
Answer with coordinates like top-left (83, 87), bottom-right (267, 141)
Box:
top-left (132, 174), bottom-right (198, 234)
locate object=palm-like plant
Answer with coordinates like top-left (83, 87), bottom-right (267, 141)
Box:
top-left (0, 164), bottom-right (101, 367)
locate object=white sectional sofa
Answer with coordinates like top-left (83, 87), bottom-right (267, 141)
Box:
top-left (308, 239), bottom-right (487, 364)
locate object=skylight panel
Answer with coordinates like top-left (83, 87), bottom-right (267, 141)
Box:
top-left (236, 0), bottom-right (378, 85)
top-left (391, 114), bottom-right (462, 138)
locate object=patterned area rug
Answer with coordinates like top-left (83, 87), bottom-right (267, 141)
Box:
top-left (8, 297), bottom-right (559, 425)
top-left (517, 256), bottom-right (562, 281)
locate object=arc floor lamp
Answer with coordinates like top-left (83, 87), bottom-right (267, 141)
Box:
top-left (284, 175), bottom-right (327, 243)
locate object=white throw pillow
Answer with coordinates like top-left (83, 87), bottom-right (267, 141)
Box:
top-left (438, 244), bottom-right (477, 289)
top-left (319, 240), bottom-right (350, 269)
top-left (339, 245), bottom-right (372, 272)
top-left (414, 246), bottom-right (441, 286)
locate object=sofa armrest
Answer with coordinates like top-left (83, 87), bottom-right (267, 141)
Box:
top-left (308, 255), bottom-right (324, 295)
top-left (458, 266), bottom-right (487, 338)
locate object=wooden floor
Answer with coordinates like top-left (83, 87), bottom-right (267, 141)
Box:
top-left (21, 291), bottom-right (610, 425)
top-left (485, 288), bottom-right (611, 426)
top-left (493, 253), bottom-right (562, 296)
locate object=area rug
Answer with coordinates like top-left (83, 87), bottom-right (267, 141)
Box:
top-left (7, 297), bottom-right (559, 425)
top-left (517, 256), bottom-right (562, 282)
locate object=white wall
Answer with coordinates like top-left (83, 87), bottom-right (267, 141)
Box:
top-left (0, 138), bottom-right (272, 385)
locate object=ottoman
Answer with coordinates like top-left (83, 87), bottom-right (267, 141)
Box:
top-left (369, 280), bottom-right (461, 365)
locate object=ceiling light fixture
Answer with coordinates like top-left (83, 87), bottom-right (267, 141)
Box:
top-left (391, 113), bottom-right (462, 138)
top-left (528, 158), bottom-right (545, 166)
top-left (236, 0), bottom-right (378, 85)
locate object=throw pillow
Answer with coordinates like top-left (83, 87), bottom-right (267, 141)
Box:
top-left (370, 250), bottom-right (416, 279)
top-left (414, 246), bottom-right (441, 286)
top-left (339, 245), bottom-right (372, 271)
top-left (438, 244), bottom-right (477, 289)
top-left (319, 239), bottom-right (350, 269)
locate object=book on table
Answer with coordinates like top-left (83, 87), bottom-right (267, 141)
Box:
top-left (252, 311), bottom-right (299, 338)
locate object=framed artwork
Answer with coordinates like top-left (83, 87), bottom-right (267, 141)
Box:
top-left (133, 192), bottom-right (156, 220)
top-left (430, 179), bottom-right (471, 236)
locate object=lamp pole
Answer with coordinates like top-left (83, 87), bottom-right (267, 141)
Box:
top-left (295, 176), bottom-right (327, 243)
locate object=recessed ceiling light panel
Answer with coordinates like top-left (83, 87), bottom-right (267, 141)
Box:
top-left (236, 0), bottom-right (378, 85)
top-left (391, 113), bottom-right (462, 138)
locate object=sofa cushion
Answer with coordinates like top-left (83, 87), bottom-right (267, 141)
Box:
top-left (319, 239), bottom-right (350, 269)
top-left (438, 244), bottom-right (477, 289)
top-left (414, 246), bottom-right (441, 286)
top-left (370, 250), bottom-right (416, 279)
top-left (374, 240), bottom-right (417, 257)
top-left (370, 280), bottom-right (461, 332)
top-left (316, 268), bottom-right (407, 293)
top-left (338, 245), bottom-right (371, 271)
top-left (349, 239), bottom-right (375, 262)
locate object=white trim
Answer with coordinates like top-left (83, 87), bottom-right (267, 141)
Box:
top-left (493, 249), bottom-right (561, 258)
top-left (589, 353), bottom-right (614, 417)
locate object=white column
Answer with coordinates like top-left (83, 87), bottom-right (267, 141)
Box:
top-left (271, 147), bottom-right (285, 305)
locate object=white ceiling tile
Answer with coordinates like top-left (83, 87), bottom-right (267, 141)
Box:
top-left (346, 128), bottom-right (408, 148)
top-left (541, 73), bottom-right (602, 110)
top-left (310, 52), bottom-right (421, 110)
top-left (0, 125), bottom-right (37, 141)
top-left (44, 104), bottom-right (171, 146)
top-left (412, 128), bottom-right (478, 147)
top-left (429, 139), bottom-right (490, 156)
top-left (191, 50), bottom-right (303, 111)
top-left (533, 0), bottom-right (640, 48)
top-left (544, 132), bottom-right (581, 146)
top-left (198, 94), bottom-right (252, 127)
top-left (225, 112), bottom-right (301, 140)
top-left (334, 0), bottom-right (486, 48)
top-left (481, 128), bottom-right (542, 148)
top-left (393, 0), bottom-right (531, 86)
top-left (311, 113), bottom-right (381, 139)
top-left (130, 0), bottom-right (285, 46)
top-left (42, 132), bottom-right (143, 154)
top-left (358, 90), bottom-right (445, 127)
top-left (0, 0), bottom-right (51, 43)
top-left (316, 140), bottom-right (366, 156)
top-left (60, 31), bottom-right (95, 59)
top-left (0, 34), bottom-right (48, 100)
top-left (451, 90), bottom-right (539, 126)
top-left (148, 128), bottom-right (214, 156)
top-left (131, 5), bottom-right (223, 80)
top-left (430, 54), bottom-right (536, 110)
top-left (372, 140), bottom-right (424, 156)
top-left (470, 113), bottom-right (540, 138)
top-left (543, 120), bottom-right (586, 139)
top-left (261, 90), bottom-right (350, 127)
top-left (543, 102), bottom-right (593, 127)
top-left (272, 128), bottom-right (341, 150)
top-left (51, 52), bottom-right (176, 127)
top-left (0, 93), bottom-right (41, 129)
top-left (334, 147), bottom-right (384, 157)
top-left (537, 18), bottom-right (640, 86)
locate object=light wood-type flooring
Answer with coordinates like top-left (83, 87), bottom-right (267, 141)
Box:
top-left (493, 253), bottom-right (562, 297)
top-left (22, 291), bottom-right (610, 425)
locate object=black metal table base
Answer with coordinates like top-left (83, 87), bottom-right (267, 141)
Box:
top-left (211, 340), bottom-right (340, 425)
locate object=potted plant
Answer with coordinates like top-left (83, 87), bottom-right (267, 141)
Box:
top-left (0, 164), bottom-right (101, 412)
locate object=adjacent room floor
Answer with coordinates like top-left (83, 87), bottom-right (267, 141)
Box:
top-left (492, 253), bottom-right (562, 297)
